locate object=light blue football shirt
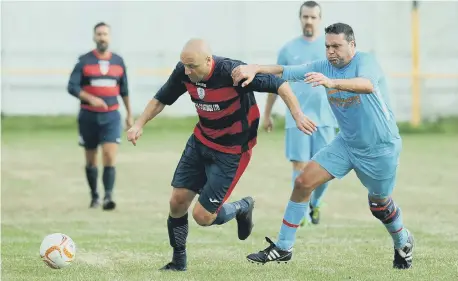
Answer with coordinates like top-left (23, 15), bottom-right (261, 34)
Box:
top-left (282, 51), bottom-right (400, 149)
top-left (277, 36), bottom-right (337, 129)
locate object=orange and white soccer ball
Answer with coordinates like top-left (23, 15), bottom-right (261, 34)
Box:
top-left (39, 233), bottom-right (76, 269)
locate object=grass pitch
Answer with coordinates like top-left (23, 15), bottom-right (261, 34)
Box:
top-left (2, 117), bottom-right (458, 281)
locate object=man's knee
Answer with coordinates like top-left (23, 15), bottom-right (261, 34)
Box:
top-left (85, 149), bottom-right (98, 166)
top-left (169, 196), bottom-right (189, 215)
top-left (294, 161), bottom-right (333, 193)
top-left (294, 167), bottom-right (318, 193)
top-left (294, 173), bottom-right (315, 193)
top-left (169, 188), bottom-right (194, 217)
top-left (102, 143), bottom-right (118, 166)
top-left (368, 196), bottom-right (399, 224)
top-left (192, 203), bottom-right (216, 226)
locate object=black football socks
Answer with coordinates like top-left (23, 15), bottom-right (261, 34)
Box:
top-left (85, 165), bottom-right (98, 200)
top-left (167, 213), bottom-right (188, 268)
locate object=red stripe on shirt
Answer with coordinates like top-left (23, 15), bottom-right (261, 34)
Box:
top-left (199, 121), bottom-right (243, 139)
top-left (83, 64), bottom-right (124, 77)
top-left (247, 104), bottom-right (260, 126)
top-left (185, 83), bottom-right (239, 103)
top-left (195, 99), bottom-right (241, 120)
top-left (193, 125), bottom-right (257, 154)
top-left (81, 104), bottom-right (119, 112)
top-left (82, 85), bottom-right (120, 97)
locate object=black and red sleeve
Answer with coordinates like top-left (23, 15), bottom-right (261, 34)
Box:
top-left (224, 59), bottom-right (286, 94)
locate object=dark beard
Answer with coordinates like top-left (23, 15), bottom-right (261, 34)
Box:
top-left (303, 29), bottom-right (314, 37)
top-left (96, 42), bottom-right (108, 53)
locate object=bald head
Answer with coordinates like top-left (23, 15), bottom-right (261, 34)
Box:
top-left (182, 38), bottom-right (212, 57)
top-left (180, 38), bottom-right (214, 83)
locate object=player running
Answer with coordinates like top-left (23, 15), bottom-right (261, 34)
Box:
top-left (232, 23), bottom-right (414, 270)
top-left (263, 1), bottom-right (337, 226)
top-left (126, 38), bottom-right (317, 271)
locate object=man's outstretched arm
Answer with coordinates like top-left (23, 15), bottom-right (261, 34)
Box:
top-left (233, 68), bottom-right (316, 135)
top-left (127, 63), bottom-right (187, 145)
top-left (132, 98), bottom-right (166, 129)
top-left (232, 64), bottom-right (314, 87)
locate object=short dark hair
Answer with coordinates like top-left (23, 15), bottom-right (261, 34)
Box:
top-left (93, 22), bottom-right (110, 32)
top-left (299, 1), bottom-right (322, 17)
top-left (325, 23), bottom-right (356, 46)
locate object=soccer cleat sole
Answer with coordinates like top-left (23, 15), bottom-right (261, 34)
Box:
top-left (247, 258), bottom-right (290, 265)
top-left (159, 262), bottom-right (187, 271)
top-left (159, 267), bottom-right (187, 272)
top-left (246, 252), bottom-right (292, 265)
top-left (393, 264), bottom-right (412, 270)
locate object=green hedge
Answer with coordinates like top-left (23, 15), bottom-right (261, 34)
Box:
top-left (396, 117), bottom-right (458, 134)
top-left (2, 115), bottom-right (458, 134)
top-left (0, 115), bottom-right (199, 133)
top-left (268, 114), bottom-right (458, 135)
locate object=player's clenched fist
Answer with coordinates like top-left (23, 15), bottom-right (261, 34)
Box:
top-left (231, 64), bottom-right (259, 87)
top-left (127, 125), bottom-right (143, 146)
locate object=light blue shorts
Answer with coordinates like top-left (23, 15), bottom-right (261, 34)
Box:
top-left (312, 135), bottom-right (402, 199)
top-left (285, 126), bottom-right (337, 162)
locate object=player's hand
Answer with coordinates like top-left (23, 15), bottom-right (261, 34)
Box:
top-left (304, 72), bottom-right (335, 88)
top-left (263, 115), bottom-right (274, 133)
top-left (126, 125), bottom-right (143, 146)
top-left (231, 64), bottom-right (258, 87)
top-left (294, 114), bottom-right (317, 135)
top-left (125, 114), bottom-right (134, 130)
top-left (88, 97), bottom-right (108, 110)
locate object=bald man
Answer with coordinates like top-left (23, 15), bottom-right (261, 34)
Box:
top-left (127, 38), bottom-right (317, 271)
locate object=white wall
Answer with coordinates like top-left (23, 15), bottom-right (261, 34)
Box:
top-left (2, 1), bottom-right (458, 121)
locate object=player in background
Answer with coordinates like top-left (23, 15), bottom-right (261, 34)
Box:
top-left (126, 38), bottom-right (317, 271)
top-left (67, 22), bottom-right (133, 210)
top-left (232, 23), bottom-right (414, 269)
top-left (263, 1), bottom-right (337, 226)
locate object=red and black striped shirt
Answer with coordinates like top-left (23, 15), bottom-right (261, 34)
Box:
top-left (67, 50), bottom-right (128, 112)
top-left (154, 56), bottom-right (286, 154)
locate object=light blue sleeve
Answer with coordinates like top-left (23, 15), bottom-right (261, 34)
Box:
top-left (277, 47), bottom-right (288, 65)
top-left (281, 63), bottom-right (315, 82)
top-left (356, 54), bottom-right (382, 87)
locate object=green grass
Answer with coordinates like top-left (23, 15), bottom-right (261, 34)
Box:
top-left (2, 117), bottom-right (458, 280)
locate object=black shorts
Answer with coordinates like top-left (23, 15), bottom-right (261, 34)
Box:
top-left (77, 109), bottom-right (121, 150)
top-left (171, 134), bottom-right (252, 213)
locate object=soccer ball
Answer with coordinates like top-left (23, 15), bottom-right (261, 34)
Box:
top-left (39, 233), bottom-right (76, 269)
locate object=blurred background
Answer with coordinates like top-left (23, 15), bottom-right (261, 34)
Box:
top-left (2, 0), bottom-right (458, 125)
